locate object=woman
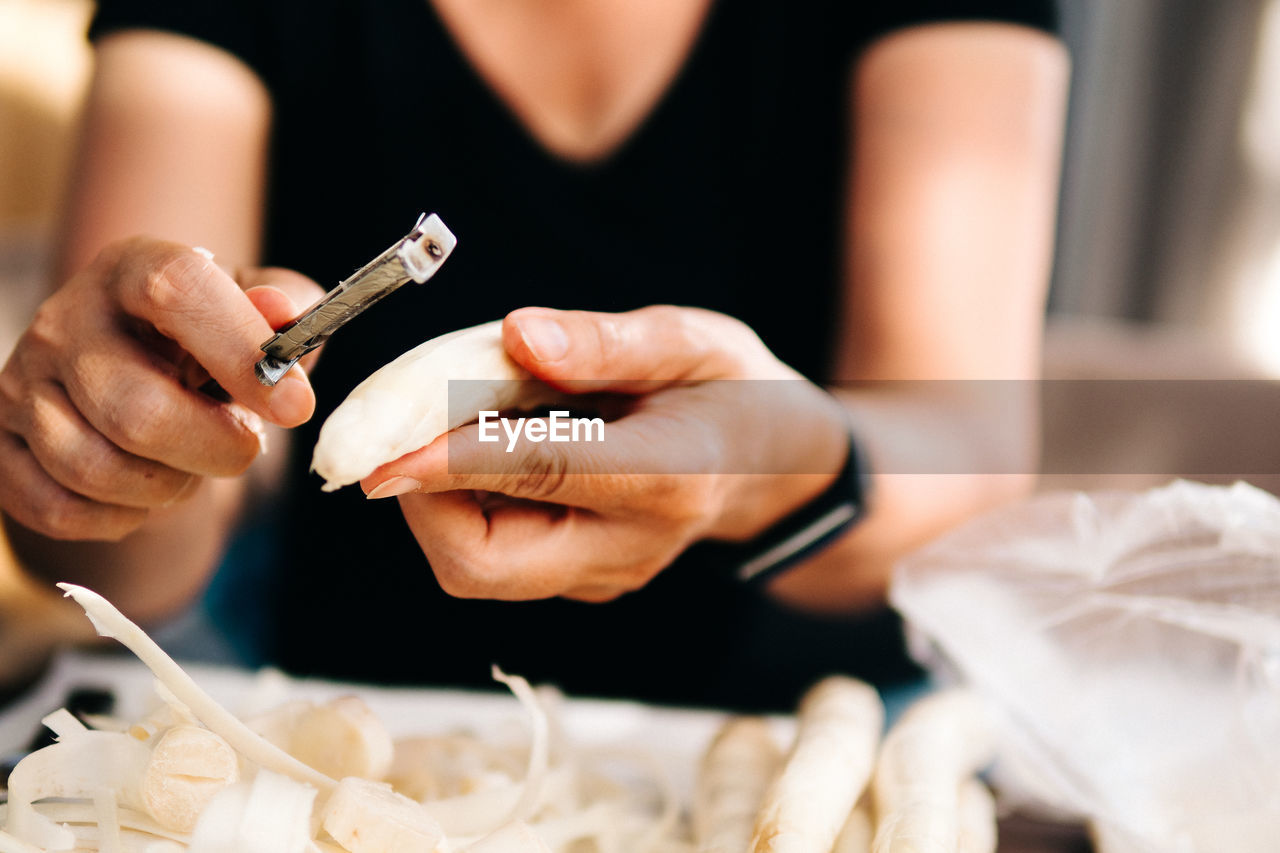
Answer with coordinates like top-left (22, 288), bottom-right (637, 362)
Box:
top-left (0, 0), bottom-right (1067, 709)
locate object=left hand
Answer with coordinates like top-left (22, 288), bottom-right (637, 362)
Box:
top-left (359, 305), bottom-right (849, 602)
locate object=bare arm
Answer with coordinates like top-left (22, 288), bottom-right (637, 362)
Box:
top-left (1, 31), bottom-right (316, 623)
top-left (767, 22), bottom-right (1070, 611)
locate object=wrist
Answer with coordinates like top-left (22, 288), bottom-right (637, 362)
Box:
top-left (705, 386), bottom-right (850, 540)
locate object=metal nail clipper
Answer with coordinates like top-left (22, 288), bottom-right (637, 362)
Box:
top-left (254, 213), bottom-right (458, 386)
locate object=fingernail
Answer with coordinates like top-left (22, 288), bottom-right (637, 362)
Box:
top-left (269, 370), bottom-right (312, 423)
top-left (366, 476), bottom-right (421, 499)
top-left (517, 315), bottom-right (569, 362)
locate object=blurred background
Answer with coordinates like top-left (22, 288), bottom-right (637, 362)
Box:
top-left (4, 0), bottom-right (1280, 665)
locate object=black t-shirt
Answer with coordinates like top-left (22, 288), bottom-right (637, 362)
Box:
top-left (90, 0), bottom-right (1057, 710)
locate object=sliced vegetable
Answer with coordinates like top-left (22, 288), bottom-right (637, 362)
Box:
top-left (288, 696), bottom-right (394, 782)
top-left (318, 777), bottom-right (449, 853)
top-left (141, 726), bottom-right (240, 833)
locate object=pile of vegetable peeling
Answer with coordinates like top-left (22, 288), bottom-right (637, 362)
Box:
top-left (0, 585), bottom-right (1000, 853)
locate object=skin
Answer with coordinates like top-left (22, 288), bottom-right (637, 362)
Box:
top-left (0, 2), bottom-right (1069, 622)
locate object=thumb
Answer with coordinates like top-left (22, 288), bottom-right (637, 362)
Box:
top-left (502, 306), bottom-right (754, 393)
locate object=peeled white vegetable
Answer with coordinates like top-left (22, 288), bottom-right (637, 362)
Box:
top-left (750, 677), bottom-right (884, 853)
top-left (318, 777), bottom-right (449, 853)
top-left (871, 689), bottom-right (995, 853)
top-left (956, 779), bottom-right (996, 853)
top-left (311, 320), bottom-right (560, 490)
top-left (693, 717), bottom-right (782, 853)
top-left (831, 797), bottom-right (874, 853)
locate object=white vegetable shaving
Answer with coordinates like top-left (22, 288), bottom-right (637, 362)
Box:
top-left (311, 320), bottom-right (561, 490)
top-left (462, 820), bottom-right (552, 853)
top-left (57, 584), bottom-right (336, 792)
top-left (0, 830), bottom-right (43, 853)
top-left (6, 732), bottom-right (151, 849)
top-left (39, 709), bottom-right (87, 742)
top-left (489, 666), bottom-right (550, 827)
top-left (92, 788), bottom-right (124, 853)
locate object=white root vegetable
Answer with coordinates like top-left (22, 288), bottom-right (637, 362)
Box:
top-left (832, 797), bottom-right (874, 853)
top-left (749, 676), bottom-right (884, 853)
top-left (141, 726), bottom-right (240, 833)
top-left (871, 689), bottom-right (995, 853)
top-left (318, 777), bottom-right (449, 853)
top-left (288, 696), bottom-right (394, 782)
top-left (954, 779), bottom-right (996, 853)
top-left (6, 732), bottom-right (151, 850)
top-left (57, 584), bottom-right (336, 792)
top-left (311, 319), bottom-right (561, 490)
top-left (693, 717), bottom-right (782, 853)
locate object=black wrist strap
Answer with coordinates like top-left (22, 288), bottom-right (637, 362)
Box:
top-left (733, 425), bottom-right (870, 584)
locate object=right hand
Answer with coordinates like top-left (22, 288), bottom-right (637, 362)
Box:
top-left (0, 237), bottom-right (323, 541)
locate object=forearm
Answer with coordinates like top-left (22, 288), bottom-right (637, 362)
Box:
top-left (3, 475), bottom-right (249, 625)
top-left (764, 387), bottom-right (1038, 612)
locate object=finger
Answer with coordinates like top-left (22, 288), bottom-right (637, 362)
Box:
top-left (58, 328), bottom-right (265, 477)
top-left (362, 406), bottom-right (721, 510)
top-left (17, 379), bottom-right (194, 508)
top-left (243, 280), bottom-right (325, 374)
top-left (0, 428), bottom-right (145, 541)
top-left (502, 306), bottom-right (762, 392)
top-left (106, 239), bottom-right (314, 426)
top-left (398, 491), bottom-right (657, 601)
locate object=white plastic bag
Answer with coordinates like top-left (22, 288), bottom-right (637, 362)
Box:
top-left (891, 480), bottom-right (1280, 853)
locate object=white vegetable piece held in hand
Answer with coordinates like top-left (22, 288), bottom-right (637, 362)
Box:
top-left (311, 320), bottom-right (561, 491)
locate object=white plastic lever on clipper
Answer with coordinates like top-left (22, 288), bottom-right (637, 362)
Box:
top-left (400, 213), bottom-right (459, 282)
